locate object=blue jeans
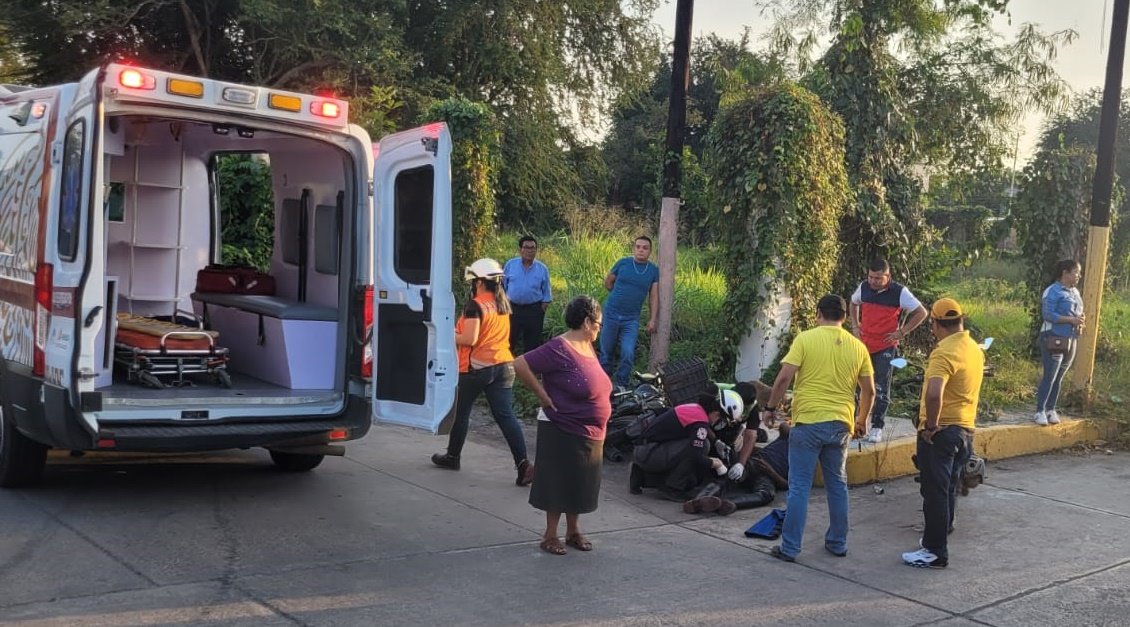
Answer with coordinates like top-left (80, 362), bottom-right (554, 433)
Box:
top-left (599, 311), bottom-right (640, 388)
top-left (917, 426), bottom-right (972, 560)
top-left (445, 363), bottom-right (528, 466)
top-left (779, 420), bottom-right (851, 558)
top-left (869, 348), bottom-right (896, 429)
top-left (1036, 332), bottom-right (1077, 413)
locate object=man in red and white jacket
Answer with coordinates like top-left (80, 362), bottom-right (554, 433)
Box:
top-left (849, 259), bottom-right (929, 443)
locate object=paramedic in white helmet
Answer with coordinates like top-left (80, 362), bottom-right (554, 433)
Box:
top-left (431, 258), bottom-right (535, 487)
top-left (626, 389), bottom-right (743, 501)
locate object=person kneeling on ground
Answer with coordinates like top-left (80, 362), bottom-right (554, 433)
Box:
top-left (683, 420), bottom-right (791, 515)
top-left (628, 389), bottom-right (744, 500)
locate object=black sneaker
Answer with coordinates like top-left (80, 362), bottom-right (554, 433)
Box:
top-left (825, 544), bottom-right (848, 557)
top-left (431, 453), bottom-right (460, 470)
top-left (770, 546), bottom-right (796, 563)
top-left (629, 463), bottom-right (644, 494)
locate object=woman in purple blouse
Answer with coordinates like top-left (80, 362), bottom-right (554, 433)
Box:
top-left (514, 295), bottom-right (612, 556)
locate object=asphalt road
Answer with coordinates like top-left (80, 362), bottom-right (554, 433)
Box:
top-left (2, 421), bottom-right (1129, 626)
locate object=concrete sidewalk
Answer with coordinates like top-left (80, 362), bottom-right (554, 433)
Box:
top-left (2, 417), bottom-right (1129, 626)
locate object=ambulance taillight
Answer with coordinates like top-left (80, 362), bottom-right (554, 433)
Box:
top-left (33, 264), bottom-right (52, 377)
top-left (311, 101), bottom-right (340, 118)
top-left (361, 285), bottom-right (374, 378)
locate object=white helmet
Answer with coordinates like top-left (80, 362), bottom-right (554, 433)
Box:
top-left (718, 388), bottom-right (744, 425)
top-left (465, 258), bottom-right (504, 281)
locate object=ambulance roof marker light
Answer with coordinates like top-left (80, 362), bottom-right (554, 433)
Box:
top-left (222, 87), bottom-right (257, 106)
top-left (119, 69), bottom-right (155, 90)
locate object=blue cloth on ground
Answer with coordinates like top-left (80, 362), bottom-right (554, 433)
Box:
top-left (745, 508), bottom-right (786, 539)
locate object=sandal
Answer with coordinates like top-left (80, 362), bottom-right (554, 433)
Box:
top-left (565, 534), bottom-right (593, 551)
top-left (540, 537), bottom-right (566, 555)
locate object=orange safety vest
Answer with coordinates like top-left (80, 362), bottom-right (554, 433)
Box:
top-left (457, 293), bottom-right (514, 373)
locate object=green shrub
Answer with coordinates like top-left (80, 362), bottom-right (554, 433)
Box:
top-left (215, 154), bottom-right (274, 271)
top-left (422, 97), bottom-right (501, 280)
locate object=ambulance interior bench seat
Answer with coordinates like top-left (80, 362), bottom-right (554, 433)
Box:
top-left (192, 293), bottom-right (337, 389)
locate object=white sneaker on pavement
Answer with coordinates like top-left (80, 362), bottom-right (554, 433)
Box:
top-left (867, 427), bottom-right (883, 443)
top-left (1034, 411), bottom-right (1048, 426)
top-left (1046, 410), bottom-right (1061, 425)
top-left (902, 547), bottom-right (947, 568)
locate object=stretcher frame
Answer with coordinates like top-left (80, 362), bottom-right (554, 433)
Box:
top-left (114, 329), bottom-right (231, 389)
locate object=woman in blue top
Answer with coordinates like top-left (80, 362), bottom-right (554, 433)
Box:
top-left (1035, 259), bottom-right (1085, 426)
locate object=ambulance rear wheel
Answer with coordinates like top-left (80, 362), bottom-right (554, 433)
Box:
top-left (269, 450), bottom-right (324, 472)
top-left (0, 402), bottom-right (49, 488)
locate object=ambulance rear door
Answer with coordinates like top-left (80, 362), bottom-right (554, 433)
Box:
top-left (370, 124), bottom-right (457, 433)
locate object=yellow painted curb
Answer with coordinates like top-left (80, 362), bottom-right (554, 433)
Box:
top-left (822, 419), bottom-right (1106, 486)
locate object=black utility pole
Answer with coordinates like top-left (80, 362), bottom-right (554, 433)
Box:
top-left (651, 0), bottom-right (693, 369)
top-left (1074, 0), bottom-right (1129, 394)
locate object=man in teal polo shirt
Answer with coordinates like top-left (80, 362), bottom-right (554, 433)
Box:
top-left (600, 235), bottom-right (659, 388)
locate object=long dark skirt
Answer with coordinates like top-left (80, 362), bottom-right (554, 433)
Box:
top-left (529, 421), bottom-right (603, 514)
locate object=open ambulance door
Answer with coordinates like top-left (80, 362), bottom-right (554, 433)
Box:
top-left (52, 67), bottom-right (104, 434)
top-left (370, 123), bottom-right (457, 433)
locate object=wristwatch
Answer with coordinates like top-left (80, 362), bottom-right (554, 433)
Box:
top-left (763, 406), bottom-right (776, 413)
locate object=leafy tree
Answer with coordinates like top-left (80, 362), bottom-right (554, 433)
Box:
top-left (1039, 89), bottom-right (1130, 285)
top-left (402, 1), bottom-right (661, 232)
top-left (923, 165), bottom-right (1015, 259)
top-left (1012, 147), bottom-right (1095, 340)
top-left (1, 0), bottom-right (413, 92)
top-left (0, 24), bottom-right (29, 84)
top-left (927, 166), bottom-right (1016, 216)
top-left (603, 34), bottom-right (785, 233)
top-left (404, 0), bottom-right (660, 120)
top-left (761, 0), bottom-right (1072, 292)
top-left (493, 106), bottom-right (598, 233)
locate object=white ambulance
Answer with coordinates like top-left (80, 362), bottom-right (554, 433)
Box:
top-left (0, 64), bottom-right (457, 486)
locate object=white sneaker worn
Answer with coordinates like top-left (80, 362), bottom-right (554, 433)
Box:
top-left (867, 427), bottom-right (883, 443)
top-left (902, 547), bottom-right (947, 568)
top-left (1046, 410), bottom-right (1061, 425)
top-left (1034, 411), bottom-right (1048, 426)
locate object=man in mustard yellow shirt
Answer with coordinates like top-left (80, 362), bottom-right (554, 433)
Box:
top-left (761, 295), bottom-right (875, 562)
top-left (902, 297), bottom-right (984, 569)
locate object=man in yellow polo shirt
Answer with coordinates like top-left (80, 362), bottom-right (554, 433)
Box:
top-left (902, 297), bottom-right (984, 569)
top-left (760, 294), bottom-right (875, 562)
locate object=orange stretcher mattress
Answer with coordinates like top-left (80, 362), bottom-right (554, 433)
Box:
top-left (115, 327), bottom-right (215, 351)
top-left (115, 313), bottom-right (219, 351)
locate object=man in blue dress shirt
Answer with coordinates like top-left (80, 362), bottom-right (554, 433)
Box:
top-left (600, 235), bottom-right (660, 388)
top-left (503, 235), bottom-right (553, 354)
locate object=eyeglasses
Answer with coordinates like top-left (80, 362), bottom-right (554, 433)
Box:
top-left (589, 318), bottom-right (602, 328)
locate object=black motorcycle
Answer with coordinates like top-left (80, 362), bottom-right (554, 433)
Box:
top-left (604, 374), bottom-right (670, 462)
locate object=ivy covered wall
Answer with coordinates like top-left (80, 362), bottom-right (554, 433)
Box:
top-left (706, 82), bottom-right (853, 378)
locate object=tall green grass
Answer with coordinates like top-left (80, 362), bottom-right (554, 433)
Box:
top-left (482, 225), bottom-right (728, 373)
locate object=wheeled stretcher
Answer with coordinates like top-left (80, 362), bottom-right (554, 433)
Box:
top-left (114, 313), bottom-right (231, 389)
